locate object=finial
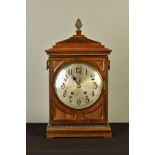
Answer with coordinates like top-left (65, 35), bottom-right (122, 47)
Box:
top-left (75, 18), bottom-right (82, 31)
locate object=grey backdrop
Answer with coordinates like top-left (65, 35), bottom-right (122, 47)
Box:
top-left (26, 0), bottom-right (129, 122)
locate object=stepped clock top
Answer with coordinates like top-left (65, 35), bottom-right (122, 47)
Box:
top-left (45, 19), bottom-right (111, 55)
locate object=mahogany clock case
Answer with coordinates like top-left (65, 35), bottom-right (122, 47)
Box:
top-left (45, 20), bottom-right (112, 137)
top-left (46, 55), bottom-right (112, 138)
top-left (48, 56), bottom-right (109, 125)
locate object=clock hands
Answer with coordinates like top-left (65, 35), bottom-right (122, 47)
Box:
top-left (73, 76), bottom-right (81, 88)
top-left (73, 76), bottom-right (77, 82)
top-left (77, 79), bottom-right (81, 88)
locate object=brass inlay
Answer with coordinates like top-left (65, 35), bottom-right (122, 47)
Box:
top-left (53, 61), bottom-right (63, 72)
top-left (94, 60), bottom-right (104, 71)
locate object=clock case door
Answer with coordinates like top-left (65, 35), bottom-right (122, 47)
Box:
top-left (48, 56), bottom-right (109, 125)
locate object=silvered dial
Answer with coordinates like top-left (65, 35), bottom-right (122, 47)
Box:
top-left (54, 62), bottom-right (103, 109)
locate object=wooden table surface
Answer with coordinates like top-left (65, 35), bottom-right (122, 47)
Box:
top-left (26, 123), bottom-right (129, 155)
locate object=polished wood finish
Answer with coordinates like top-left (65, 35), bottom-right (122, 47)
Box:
top-left (45, 30), bottom-right (111, 55)
top-left (46, 124), bottom-right (112, 138)
top-left (49, 57), bottom-right (108, 124)
top-left (45, 28), bottom-right (112, 138)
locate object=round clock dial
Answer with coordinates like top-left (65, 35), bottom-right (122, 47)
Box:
top-left (54, 62), bottom-right (103, 109)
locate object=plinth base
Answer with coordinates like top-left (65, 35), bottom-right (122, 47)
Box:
top-left (46, 124), bottom-right (112, 138)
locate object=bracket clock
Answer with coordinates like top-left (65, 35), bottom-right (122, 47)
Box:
top-left (45, 19), bottom-right (112, 138)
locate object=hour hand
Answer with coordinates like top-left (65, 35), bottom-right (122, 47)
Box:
top-left (73, 76), bottom-right (77, 82)
top-left (73, 76), bottom-right (81, 88)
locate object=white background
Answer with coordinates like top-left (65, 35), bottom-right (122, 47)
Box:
top-left (0, 0), bottom-right (155, 155)
top-left (26, 0), bottom-right (129, 123)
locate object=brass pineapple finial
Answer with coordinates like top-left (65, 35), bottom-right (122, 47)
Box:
top-left (75, 18), bottom-right (82, 31)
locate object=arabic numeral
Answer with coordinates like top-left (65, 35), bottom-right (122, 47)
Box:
top-left (68, 69), bottom-right (72, 75)
top-left (64, 74), bottom-right (68, 81)
top-left (86, 68), bottom-right (88, 75)
top-left (76, 67), bottom-right (82, 74)
top-left (91, 73), bottom-right (95, 80)
top-left (93, 82), bottom-right (98, 89)
top-left (77, 98), bottom-right (81, 105)
top-left (69, 96), bottom-right (72, 103)
top-left (91, 90), bottom-right (95, 97)
top-left (91, 73), bottom-right (95, 77)
top-left (61, 83), bottom-right (65, 89)
top-left (86, 96), bottom-right (89, 103)
top-left (63, 90), bottom-right (67, 97)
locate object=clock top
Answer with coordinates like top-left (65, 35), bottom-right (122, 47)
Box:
top-left (45, 19), bottom-right (112, 56)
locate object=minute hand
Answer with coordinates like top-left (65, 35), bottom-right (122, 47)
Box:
top-left (77, 78), bottom-right (81, 88)
top-left (77, 79), bottom-right (81, 85)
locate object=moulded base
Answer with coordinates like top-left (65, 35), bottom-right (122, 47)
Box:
top-left (46, 123), bottom-right (112, 138)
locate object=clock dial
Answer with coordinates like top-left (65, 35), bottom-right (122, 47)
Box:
top-left (54, 62), bottom-right (104, 109)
